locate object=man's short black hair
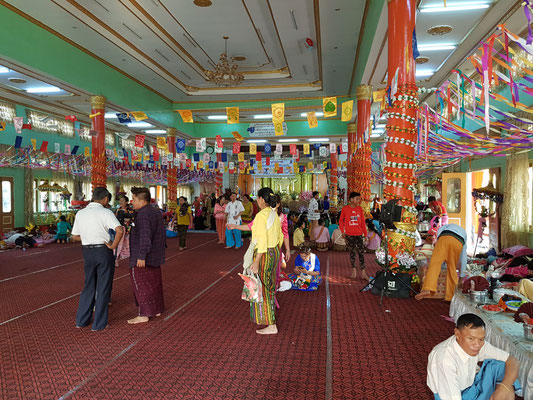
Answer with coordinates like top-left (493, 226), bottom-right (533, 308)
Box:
top-left (92, 187), bottom-right (112, 201)
top-left (231, 192), bottom-right (237, 196)
top-left (349, 192), bottom-right (361, 199)
top-left (312, 191), bottom-right (319, 197)
top-left (131, 186), bottom-right (151, 203)
top-left (428, 196), bottom-right (436, 203)
top-left (456, 313), bottom-right (485, 330)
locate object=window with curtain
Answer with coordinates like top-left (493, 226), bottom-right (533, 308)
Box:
top-left (0, 100), bottom-right (16, 123)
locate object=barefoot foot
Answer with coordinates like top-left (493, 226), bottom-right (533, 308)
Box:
top-left (415, 290), bottom-right (433, 301)
top-left (256, 325), bottom-right (278, 335)
top-left (361, 270), bottom-right (370, 281)
top-left (350, 269), bottom-right (357, 279)
top-left (127, 316), bottom-right (149, 324)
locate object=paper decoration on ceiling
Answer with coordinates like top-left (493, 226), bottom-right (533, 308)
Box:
top-left (307, 111), bottom-right (318, 128)
top-left (319, 146), bottom-right (327, 157)
top-left (193, 153), bottom-right (200, 162)
top-left (231, 131), bottom-right (244, 141)
top-left (271, 103), bottom-right (285, 123)
top-left (238, 152), bottom-right (244, 162)
top-left (203, 153), bottom-right (211, 163)
top-left (89, 112), bottom-right (101, 119)
top-left (14, 135), bottom-right (22, 148)
top-left (341, 100), bottom-right (354, 122)
top-left (341, 142), bottom-right (348, 153)
top-left (215, 141), bottom-right (223, 153)
top-left (226, 107), bottom-right (239, 124)
top-left (196, 138), bottom-right (206, 152)
top-left (54, 143), bottom-right (61, 153)
top-left (176, 138), bottom-right (186, 153)
top-left (216, 135), bottom-right (223, 148)
top-left (178, 110), bottom-right (194, 123)
top-left (31, 138), bottom-right (36, 150)
top-left (274, 122), bottom-right (284, 136)
top-left (179, 153), bottom-right (186, 162)
top-left (264, 143), bottom-right (272, 154)
top-left (232, 142), bottom-right (241, 154)
top-left (130, 111), bottom-right (148, 121)
top-left (22, 123), bottom-right (32, 130)
top-left (71, 145), bottom-right (79, 155)
top-left (249, 143), bottom-right (257, 155)
top-left (157, 137), bottom-right (167, 149)
top-left (135, 135), bottom-right (145, 147)
top-left (198, 160), bottom-right (204, 169)
top-left (229, 161), bottom-right (235, 171)
top-left (40, 141), bottom-right (48, 152)
top-left (275, 143), bottom-right (283, 155)
top-left (84, 147), bottom-right (91, 157)
top-left (116, 113), bottom-right (132, 123)
top-left (303, 143), bottom-right (310, 155)
top-left (313, 143), bottom-right (321, 150)
top-left (221, 152), bottom-right (228, 162)
top-left (0, 121), bottom-right (5, 131)
top-left (65, 115), bottom-right (77, 122)
top-left (290, 144), bottom-right (297, 155)
top-left (13, 117), bottom-right (23, 133)
top-left (329, 143), bottom-right (337, 153)
top-left (323, 97), bottom-right (337, 118)
top-left (256, 151), bottom-right (262, 161)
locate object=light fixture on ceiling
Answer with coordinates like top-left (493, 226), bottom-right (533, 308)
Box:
top-left (290, 10), bottom-right (298, 30)
top-left (253, 114), bottom-right (272, 119)
top-left (427, 25), bottom-right (453, 35)
top-left (205, 36), bottom-right (244, 86)
top-left (26, 86), bottom-right (62, 93)
top-left (278, 139), bottom-right (299, 142)
top-left (207, 115), bottom-right (227, 120)
top-left (246, 140), bottom-right (267, 143)
top-left (127, 122), bottom-right (153, 128)
top-left (145, 129), bottom-right (166, 134)
top-left (418, 43), bottom-right (456, 51)
top-left (300, 112), bottom-right (324, 117)
top-left (416, 56), bottom-right (430, 64)
top-left (0, 66), bottom-right (9, 73)
top-left (420, 1), bottom-right (490, 13)
top-left (416, 70), bottom-right (434, 77)
top-left (308, 138), bottom-right (329, 142)
top-left (8, 77), bottom-right (27, 84)
top-left (104, 112), bottom-right (118, 119)
top-left (193, 0), bottom-right (212, 6)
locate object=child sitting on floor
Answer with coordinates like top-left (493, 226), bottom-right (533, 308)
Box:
top-left (55, 216), bottom-right (72, 244)
top-left (313, 218), bottom-right (330, 252)
top-left (293, 220), bottom-right (305, 248)
top-left (288, 244), bottom-right (322, 291)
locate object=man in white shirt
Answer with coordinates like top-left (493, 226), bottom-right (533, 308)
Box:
top-left (224, 192), bottom-right (245, 249)
top-left (71, 187), bottom-right (124, 331)
top-left (427, 313), bottom-right (520, 400)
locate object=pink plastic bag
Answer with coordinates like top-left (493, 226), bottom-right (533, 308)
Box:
top-left (238, 271), bottom-right (263, 303)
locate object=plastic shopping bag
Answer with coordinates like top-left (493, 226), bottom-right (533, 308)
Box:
top-left (238, 269), bottom-right (263, 303)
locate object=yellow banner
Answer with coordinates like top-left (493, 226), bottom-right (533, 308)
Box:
top-left (249, 143), bottom-right (257, 155)
top-left (274, 122), bottom-right (284, 136)
top-left (271, 103), bottom-right (285, 123)
top-left (307, 112), bottom-right (318, 128)
top-left (373, 89), bottom-right (386, 103)
top-left (130, 111), bottom-right (148, 121)
top-left (308, 162), bottom-right (313, 169)
top-left (341, 100), bottom-right (354, 122)
top-left (323, 161), bottom-right (328, 169)
top-left (178, 110), bottom-right (194, 123)
top-left (238, 152), bottom-right (244, 162)
top-left (31, 139), bottom-right (36, 150)
top-left (274, 162), bottom-right (279, 170)
top-left (84, 147), bottom-right (90, 157)
top-left (226, 107), bottom-right (239, 124)
top-left (231, 131), bottom-right (244, 141)
top-left (157, 137), bottom-right (167, 149)
top-left (198, 160), bottom-right (204, 169)
top-left (323, 97), bottom-right (337, 118)
top-left (303, 143), bottom-right (310, 155)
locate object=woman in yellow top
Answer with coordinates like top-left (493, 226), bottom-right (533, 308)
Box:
top-left (241, 194), bottom-right (254, 238)
top-left (175, 196), bottom-right (192, 250)
top-left (292, 220), bottom-right (305, 248)
top-left (250, 187), bottom-right (283, 335)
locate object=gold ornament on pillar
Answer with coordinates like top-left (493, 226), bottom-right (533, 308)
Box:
top-left (355, 85), bottom-right (373, 202)
top-left (346, 123), bottom-right (356, 194)
top-left (90, 95), bottom-right (106, 110)
top-left (166, 127), bottom-right (178, 212)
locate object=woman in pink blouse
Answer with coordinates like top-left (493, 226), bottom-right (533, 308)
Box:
top-left (214, 196), bottom-right (227, 244)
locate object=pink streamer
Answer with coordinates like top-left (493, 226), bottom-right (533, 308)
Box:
top-left (482, 43), bottom-right (490, 137)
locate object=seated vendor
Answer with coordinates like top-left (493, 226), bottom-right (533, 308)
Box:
top-left (289, 244), bottom-right (321, 291)
top-left (427, 313), bottom-right (521, 400)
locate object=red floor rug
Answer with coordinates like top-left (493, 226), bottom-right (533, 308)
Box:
top-left (1, 238), bottom-right (453, 399)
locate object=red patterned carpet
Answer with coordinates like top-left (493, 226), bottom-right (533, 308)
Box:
top-left (1, 234), bottom-right (452, 399)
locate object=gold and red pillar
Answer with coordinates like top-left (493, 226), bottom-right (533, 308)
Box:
top-left (383, 0), bottom-right (419, 266)
top-left (355, 85), bottom-right (373, 202)
top-left (329, 151), bottom-right (338, 206)
top-left (346, 122), bottom-right (356, 194)
top-left (215, 153), bottom-right (223, 197)
top-left (166, 127), bottom-right (178, 212)
top-left (90, 95), bottom-right (107, 190)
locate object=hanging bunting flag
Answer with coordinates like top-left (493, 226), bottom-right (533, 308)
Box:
top-left (303, 143), bottom-right (310, 156)
top-left (65, 115), bottom-right (77, 122)
top-left (313, 143), bottom-right (321, 150)
top-left (229, 161), bottom-right (235, 171)
top-left (89, 112), bottom-right (101, 119)
top-left (193, 153), bottom-right (200, 162)
top-left (54, 143), bottom-right (61, 153)
top-left (221, 152), bottom-right (228, 162)
top-left (238, 152), bottom-right (245, 162)
top-left (295, 149), bottom-right (300, 161)
top-left (341, 142), bottom-right (348, 153)
top-left (307, 162), bottom-right (314, 170)
top-left (135, 134), bottom-right (145, 148)
top-left (307, 111), bottom-right (318, 128)
top-left (275, 143), bottom-right (283, 154)
top-left (203, 153), bottom-right (210, 163)
top-left (233, 142), bottom-right (241, 154)
top-left (274, 162), bottom-right (279, 171)
top-left (157, 137), bottom-right (167, 149)
top-left (196, 138), bottom-right (206, 152)
top-left (274, 122), bottom-right (284, 136)
top-left (290, 144), bottom-right (297, 155)
top-left (216, 135), bottom-right (223, 148)
top-left (271, 103), bottom-right (285, 123)
top-left (319, 146), bottom-right (327, 157)
top-left (13, 117), bottom-right (23, 133)
top-left (0, 121), bottom-right (6, 131)
top-left (226, 107), bottom-right (239, 124)
top-left (256, 151), bottom-right (262, 161)
top-left (153, 146), bottom-right (160, 162)
top-left (186, 159), bottom-right (192, 168)
top-left (323, 97), bottom-right (337, 118)
top-left (179, 153), bottom-right (187, 162)
top-left (40, 141), bottom-right (49, 152)
top-left (84, 147), bottom-right (91, 157)
top-left (71, 145), bottom-right (79, 155)
top-left (22, 123), bottom-right (32, 130)
top-left (249, 143), bottom-right (257, 155)
top-left (14, 135), bottom-right (22, 148)
top-left (299, 166), bottom-right (305, 173)
top-left (264, 143), bottom-right (272, 154)
top-left (266, 157), bottom-right (270, 166)
top-left (130, 111), bottom-right (148, 121)
top-left (412, 28), bottom-right (420, 60)
top-left (329, 143), bottom-right (337, 154)
top-left (176, 138), bottom-right (186, 153)
top-left (31, 138), bottom-right (37, 150)
top-left (116, 113), bottom-right (132, 124)
top-left (391, 68), bottom-right (399, 100)
top-left (341, 100), bottom-right (354, 122)
top-left (178, 110), bottom-right (194, 123)
top-left (231, 131), bottom-right (244, 141)
top-left (198, 160), bottom-right (204, 169)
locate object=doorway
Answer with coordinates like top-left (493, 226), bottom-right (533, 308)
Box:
top-left (0, 177), bottom-right (15, 233)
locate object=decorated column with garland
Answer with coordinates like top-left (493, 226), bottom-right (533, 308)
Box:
top-left (166, 127), bottom-right (178, 212)
top-left (382, 0), bottom-right (419, 273)
top-left (90, 95), bottom-right (107, 190)
top-left (355, 85), bottom-right (373, 202)
top-left (215, 153), bottom-right (223, 197)
top-left (329, 150), bottom-right (338, 206)
top-left (346, 122), bottom-right (356, 194)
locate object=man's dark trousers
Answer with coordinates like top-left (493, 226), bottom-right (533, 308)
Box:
top-left (76, 246), bottom-right (115, 330)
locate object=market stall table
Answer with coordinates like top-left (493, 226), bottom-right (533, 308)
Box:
top-left (450, 292), bottom-right (533, 399)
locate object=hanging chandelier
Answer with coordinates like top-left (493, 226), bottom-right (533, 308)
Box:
top-left (205, 36), bottom-right (244, 86)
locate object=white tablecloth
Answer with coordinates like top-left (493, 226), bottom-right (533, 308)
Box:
top-left (450, 293), bottom-right (533, 399)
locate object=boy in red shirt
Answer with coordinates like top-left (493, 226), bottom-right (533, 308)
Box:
top-left (339, 192), bottom-right (369, 280)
